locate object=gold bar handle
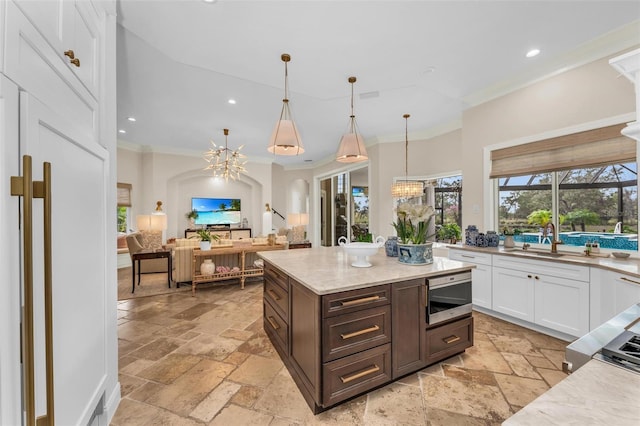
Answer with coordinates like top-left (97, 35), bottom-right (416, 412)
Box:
top-left (340, 364), bottom-right (380, 384)
top-left (443, 335), bottom-right (461, 344)
top-left (340, 295), bottom-right (380, 307)
top-left (340, 325), bottom-right (380, 340)
top-left (267, 288), bottom-right (281, 301)
top-left (267, 316), bottom-right (280, 330)
top-left (620, 276), bottom-right (640, 286)
top-left (11, 156), bottom-right (54, 426)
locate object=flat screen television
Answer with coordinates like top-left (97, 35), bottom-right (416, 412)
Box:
top-left (191, 197), bottom-right (241, 226)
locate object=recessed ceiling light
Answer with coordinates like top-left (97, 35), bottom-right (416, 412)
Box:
top-left (423, 66), bottom-right (436, 74)
top-left (118, 129), bottom-right (126, 134)
top-left (127, 117), bottom-right (136, 122)
top-left (203, 0), bottom-right (217, 3)
top-left (228, 99), bottom-right (236, 105)
top-left (526, 49), bottom-right (540, 58)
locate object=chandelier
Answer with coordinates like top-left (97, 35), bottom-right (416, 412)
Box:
top-left (204, 128), bottom-right (247, 181)
top-left (268, 53), bottom-right (304, 155)
top-left (336, 76), bottom-right (368, 163)
top-left (391, 114), bottom-right (423, 198)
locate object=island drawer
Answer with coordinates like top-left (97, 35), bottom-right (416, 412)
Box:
top-left (264, 262), bottom-right (289, 290)
top-left (322, 305), bottom-right (391, 362)
top-left (424, 316), bottom-right (473, 364)
top-left (449, 249), bottom-right (492, 266)
top-left (264, 275), bottom-right (289, 318)
top-left (322, 284), bottom-right (390, 318)
top-left (322, 343), bottom-right (391, 407)
top-left (264, 300), bottom-right (288, 355)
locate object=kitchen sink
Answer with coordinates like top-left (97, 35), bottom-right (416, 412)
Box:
top-left (534, 252), bottom-right (565, 258)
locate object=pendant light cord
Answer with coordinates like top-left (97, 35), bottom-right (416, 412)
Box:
top-left (404, 114), bottom-right (410, 180)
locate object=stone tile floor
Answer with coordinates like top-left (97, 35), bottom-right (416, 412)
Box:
top-left (112, 278), bottom-right (569, 425)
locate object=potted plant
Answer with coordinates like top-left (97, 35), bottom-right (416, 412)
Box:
top-left (195, 229), bottom-right (219, 250)
top-left (392, 202), bottom-right (436, 264)
top-left (501, 226), bottom-right (521, 248)
top-left (185, 209), bottom-right (199, 227)
top-left (437, 223), bottom-right (461, 244)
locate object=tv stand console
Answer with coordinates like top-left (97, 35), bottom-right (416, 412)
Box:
top-left (184, 227), bottom-right (252, 240)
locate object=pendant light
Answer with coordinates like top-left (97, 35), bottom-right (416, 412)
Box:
top-left (268, 53), bottom-right (304, 155)
top-left (204, 128), bottom-right (247, 181)
top-left (391, 114), bottom-right (423, 198)
top-left (336, 76), bottom-right (368, 163)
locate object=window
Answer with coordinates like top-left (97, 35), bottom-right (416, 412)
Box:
top-left (117, 182), bottom-right (132, 233)
top-left (496, 163), bottom-right (637, 251)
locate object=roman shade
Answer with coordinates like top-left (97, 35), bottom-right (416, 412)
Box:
top-left (117, 182), bottom-right (132, 207)
top-left (490, 123), bottom-right (635, 179)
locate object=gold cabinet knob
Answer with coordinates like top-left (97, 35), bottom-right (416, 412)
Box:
top-left (64, 50), bottom-right (75, 59)
top-left (70, 58), bottom-right (80, 67)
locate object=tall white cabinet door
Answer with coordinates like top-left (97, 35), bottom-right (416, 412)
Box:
top-left (534, 274), bottom-right (589, 337)
top-left (21, 91), bottom-right (109, 425)
top-left (0, 75), bottom-right (22, 426)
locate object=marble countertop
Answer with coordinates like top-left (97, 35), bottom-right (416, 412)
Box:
top-left (503, 359), bottom-right (640, 425)
top-left (449, 244), bottom-right (640, 279)
top-left (258, 246), bottom-right (474, 295)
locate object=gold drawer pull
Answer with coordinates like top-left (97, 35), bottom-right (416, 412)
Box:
top-left (341, 325), bottom-right (380, 340)
top-left (340, 364), bottom-right (380, 384)
top-left (443, 335), bottom-right (461, 344)
top-left (620, 276), bottom-right (640, 286)
top-left (266, 316), bottom-right (280, 330)
top-left (267, 288), bottom-right (281, 300)
top-left (340, 295), bottom-right (380, 307)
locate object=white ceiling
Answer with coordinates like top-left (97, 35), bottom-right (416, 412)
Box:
top-left (116, 0), bottom-right (640, 167)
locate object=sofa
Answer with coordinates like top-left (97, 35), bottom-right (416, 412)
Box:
top-left (125, 231), bottom-right (172, 273)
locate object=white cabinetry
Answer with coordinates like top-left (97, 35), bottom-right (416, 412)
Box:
top-left (449, 249), bottom-right (492, 309)
top-left (492, 256), bottom-right (590, 338)
top-left (0, 1), bottom-right (117, 424)
top-left (590, 268), bottom-right (640, 329)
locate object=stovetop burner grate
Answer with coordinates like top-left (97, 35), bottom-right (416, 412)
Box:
top-left (602, 330), bottom-right (640, 366)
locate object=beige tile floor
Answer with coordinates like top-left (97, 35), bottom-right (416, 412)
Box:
top-left (112, 276), bottom-right (569, 425)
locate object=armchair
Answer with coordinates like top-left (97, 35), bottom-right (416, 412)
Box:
top-left (125, 232), bottom-right (171, 273)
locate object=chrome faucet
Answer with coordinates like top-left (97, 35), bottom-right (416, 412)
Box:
top-left (544, 223), bottom-right (563, 253)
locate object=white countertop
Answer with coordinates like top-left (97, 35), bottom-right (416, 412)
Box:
top-left (449, 245), bottom-right (640, 279)
top-left (258, 246), bottom-right (474, 295)
top-left (503, 359), bottom-right (640, 425)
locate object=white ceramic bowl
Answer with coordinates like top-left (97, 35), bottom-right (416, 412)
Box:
top-left (611, 252), bottom-right (630, 259)
top-left (338, 236), bottom-right (386, 267)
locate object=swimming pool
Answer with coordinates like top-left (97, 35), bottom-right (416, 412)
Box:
top-left (512, 232), bottom-right (638, 251)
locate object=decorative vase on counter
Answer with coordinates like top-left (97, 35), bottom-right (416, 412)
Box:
top-left (465, 225), bottom-right (479, 246)
top-left (486, 231), bottom-right (499, 247)
top-left (385, 236), bottom-right (399, 257)
top-left (199, 240), bottom-right (211, 251)
top-left (200, 259), bottom-right (215, 276)
top-left (504, 235), bottom-right (515, 248)
top-left (397, 242), bottom-right (433, 265)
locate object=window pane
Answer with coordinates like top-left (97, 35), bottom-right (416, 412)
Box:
top-left (117, 206), bottom-right (129, 233)
top-left (498, 173), bottom-right (552, 235)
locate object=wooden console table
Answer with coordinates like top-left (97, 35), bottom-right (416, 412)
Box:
top-left (184, 227), bottom-right (252, 240)
top-left (191, 244), bottom-right (285, 295)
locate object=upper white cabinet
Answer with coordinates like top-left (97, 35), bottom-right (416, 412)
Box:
top-left (4, 0), bottom-right (99, 141)
top-left (590, 268), bottom-right (640, 329)
top-left (449, 249), bottom-right (492, 309)
top-left (10, 0), bottom-right (100, 98)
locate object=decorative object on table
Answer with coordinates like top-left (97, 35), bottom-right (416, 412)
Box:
top-left (336, 76), bottom-right (368, 163)
top-left (476, 233), bottom-right (486, 247)
top-left (263, 203), bottom-right (273, 237)
top-left (200, 259), bottom-right (215, 276)
top-left (391, 114), bottom-right (423, 198)
top-left (486, 231), bottom-right (499, 247)
top-left (268, 53), bottom-right (304, 156)
top-left (338, 235), bottom-right (386, 268)
top-left (392, 201), bottom-right (436, 265)
top-left (611, 252), bottom-right (630, 259)
top-left (465, 225), bottom-right (479, 246)
top-left (385, 236), bottom-right (399, 257)
top-left (203, 128), bottom-right (247, 181)
top-left (241, 217), bottom-right (249, 228)
top-left (195, 229), bottom-right (219, 251)
top-left (502, 226), bottom-right (519, 248)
